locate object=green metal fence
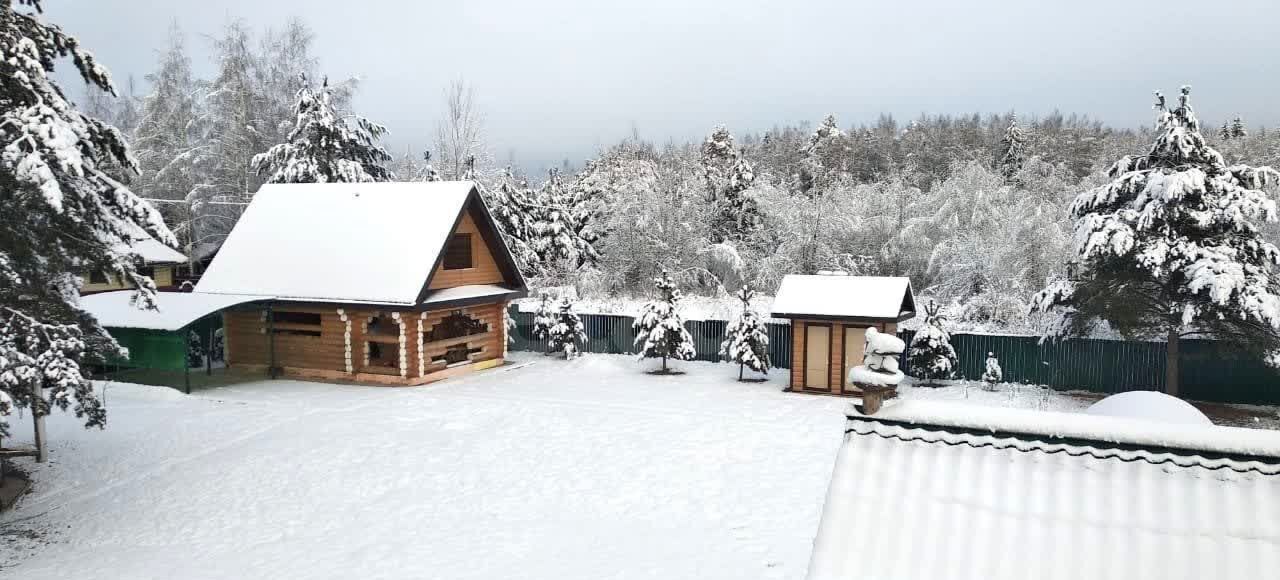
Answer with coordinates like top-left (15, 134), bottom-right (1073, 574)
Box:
top-left (509, 308), bottom-right (1280, 405)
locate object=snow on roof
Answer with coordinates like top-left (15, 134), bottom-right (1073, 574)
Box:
top-left (115, 224), bottom-right (187, 264)
top-left (808, 401), bottom-right (1280, 580)
top-left (1086, 390), bottom-right (1212, 426)
top-left (770, 275), bottom-right (914, 320)
top-left (423, 284), bottom-right (523, 306)
top-left (196, 182), bottom-right (477, 305)
top-left (81, 290), bottom-right (271, 331)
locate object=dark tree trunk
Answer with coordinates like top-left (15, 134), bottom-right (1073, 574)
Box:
top-left (738, 363), bottom-right (744, 381)
top-left (662, 355), bottom-right (668, 373)
top-left (1166, 329), bottom-right (1180, 398)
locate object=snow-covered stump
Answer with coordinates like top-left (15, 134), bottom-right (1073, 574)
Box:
top-left (849, 328), bottom-right (906, 415)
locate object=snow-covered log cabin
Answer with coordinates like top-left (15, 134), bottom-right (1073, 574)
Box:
top-left (80, 227), bottom-right (187, 294)
top-left (194, 182), bottom-right (527, 385)
top-left (770, 274), bottom-right (915, 395)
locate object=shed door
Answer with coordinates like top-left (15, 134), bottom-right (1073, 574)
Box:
top-left (843, 327), bottom-right (868, 391)
top-left (804, 324), bottom-right (830, 389)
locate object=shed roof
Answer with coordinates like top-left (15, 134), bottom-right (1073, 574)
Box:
top-left (81, 290), bottom-right (271, 331)
top-left (770, 275), bottom-right (915, 321)
top-left (116, 224), bottom-right (187, 265)
top-left (195, 181), bottom-right (523, 305)
top-left (807, 401), bottom-right (1280, 580)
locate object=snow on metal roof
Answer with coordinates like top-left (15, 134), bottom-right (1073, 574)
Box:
top-left (807, 402), bottom-right (1280, 580)
top-left (81, 290), bottom-right (271, 331)
top-left (423, 284), bottom-right (523, 306)
top-left (195, 181), bottom-right (476, 305)
top-left (770, 275), bottom-right (914, 320)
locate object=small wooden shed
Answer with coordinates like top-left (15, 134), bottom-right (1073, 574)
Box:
top-left (770, 274), bottom-right (915, 396)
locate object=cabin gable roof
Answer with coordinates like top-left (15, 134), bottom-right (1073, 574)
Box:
top-left (196, 181), bottom-right (526, 306)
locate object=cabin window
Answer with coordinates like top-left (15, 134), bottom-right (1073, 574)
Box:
top-left (443, 233), bottom-right (472, 270)
top-left (270, 310), bottom-right (322, 337)
top-left (88, 270), bottom-right (108, 284)
top-left (424, 311), bottom-right (489, 343)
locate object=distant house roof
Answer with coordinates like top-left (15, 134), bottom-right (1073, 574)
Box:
top-left (806, 401), bottom-right (1280, 580)
top-left (770, 275), bottom-right (915, 321)
top-left (116, 225), bottom-right (187, 265)
top-left (195, 181), bottom-right (526, 305)
top-left (81, 290), bottom-right (271, 331)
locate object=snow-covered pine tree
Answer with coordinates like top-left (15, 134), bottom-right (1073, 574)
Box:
top-left (417, 150), bottom-right (443, 182)
top-left (798, 114), bottom-right (846, 196)
top-left (1231, 116), bottom-right (1247, 139)
top-left (998, 113), bottom-right (1026, 179)
top-left (489, 167), bottom-right (540, 275)
top-left (907, 300), bottom-right (958, 386)
top-left (700, 126), bottom-right (761, 243)
top-left (1, 0), bottom-right (175, 437)
top-left (720, 285), bottom-right (769, 380)
top-left (252, 75), bottom-right (392, 183)
top-left (1032, 87), bottom-right (1280, 397)
top-left (530, 169), bottom-right (600, 273)
top-left (531, 294), bottom-right (555, 351)
top-left (981, 352), bottom-right (1002, 389)
top-left (1218, 121), bottom-right (1232, 141)
top-left (547, 297), bottom-right (587, 359)
top-left (632, 269), bottom-right (697, 373)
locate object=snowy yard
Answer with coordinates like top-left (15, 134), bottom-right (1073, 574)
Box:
top-left (4, 353), bottom-right (1279, 579)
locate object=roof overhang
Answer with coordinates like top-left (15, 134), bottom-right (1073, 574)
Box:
top-left (82, 290), bottom-right (274, 332)
top-left (770, 312), bottom-right (917, 323)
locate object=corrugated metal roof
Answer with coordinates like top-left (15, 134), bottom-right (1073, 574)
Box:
top-left (807, 404), bottom-right (1280, 580)
top-left (771, 275), bottom-right (914, 320)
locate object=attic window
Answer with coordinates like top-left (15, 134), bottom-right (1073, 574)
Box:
top-left (443, 234), bottom-right (472, 270)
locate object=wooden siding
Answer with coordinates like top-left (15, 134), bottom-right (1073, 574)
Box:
top-left (81, 265), bottom-right (175, 293)
top-left (789, 318), bottom-right (898, 396)
top-left (224, 300), bottom-right (509, 386)
top-left (427, 208), bottom-right (506, 290)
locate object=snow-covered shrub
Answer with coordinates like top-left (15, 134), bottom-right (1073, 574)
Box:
top-left (532, 294), bottom-right (555, 350)
top-left (982, 352), bottom-right (1003, 389)
top-left (633, 270), bottom-right (697, 372)
top-left (720, 286), bottom-right (769, 380)
top-left (907, 301), bottom-right (958, 386)
top-left (547, 297), bottom-right (588, 359)
top-left (187, 331), bottom-right (204, 368)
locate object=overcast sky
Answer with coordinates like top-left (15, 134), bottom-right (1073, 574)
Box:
top-left (45, 0), bottom-right (1280, 174)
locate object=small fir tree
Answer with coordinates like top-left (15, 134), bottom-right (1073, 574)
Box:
top-left (720, 286), bottom-right (770, 380)
top-left (1219, 121), bottom-right (1232, 141)
top-left (633, 269), bottom-right (697, 372)
top-left (251, 74), bottom-right (392, 183)
top-left (999, 113), bottom-right (1026, 179)
top-left (531, 294), bottom-right (555, 350)
top-left (1231, 116), bottom-right (1247, 139)
top-left (1032, 87), bottom-right (1280, 397)
top-left (547, 297), bottom-right (588, 359)
top-left (907, 300), bottom-right (958, 387)
top-left (981, 352), bottom-right (1003, 390)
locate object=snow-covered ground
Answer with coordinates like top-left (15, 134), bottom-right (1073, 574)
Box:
top-left (3, 354), bottom-right (1278, 578)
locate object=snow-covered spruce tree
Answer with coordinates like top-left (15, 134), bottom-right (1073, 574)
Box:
top-left (531, 293), bottom-right (555, 351)
top-left (907, 300), bottom-right (958, 386)
top-left (1218, 121), bottom-right (1232, 141)
top-left (1, 0), bottom-right (175, 437)
top-left (798, 114), bottom-right (847, 196)
top-left (1231, 116), bottom-right (1247, 139)
top-left (252, 75), bottom-right (392, 183)
top-left (547, 297), bottom-right (587, 359)
top-left (981, 352), bottom-right (1002, 389)
top-left (1032, 87), bottom-right (1280, 397)
top-left (998, 113), bottom-right (1026, 180)
top-left (488, 167), bottom-right (540, 275)
top-left (530, 168), bottom-right (600, 273)
top-left (632, 269), bottom-right (696, 373)
top-left (700, 126), bottom-right (761, 243)
top-left (720, 285), bottom-right (769, 380)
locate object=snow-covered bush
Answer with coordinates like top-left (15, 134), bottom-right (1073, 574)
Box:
top-left (547, 297), bottom-right (588, 359)
top-left (531, 294), bottom-right (555, 350)
top-left (720, 286), bottom-right (769, 380)
top-left (907, 301), bottom-right (958, 386)
top-left (633, 270), bottom-right (696, 372)
top-left (187, 331), bottom-right (204, 368)
top-left (981, 352), bottom-right (1003, 389)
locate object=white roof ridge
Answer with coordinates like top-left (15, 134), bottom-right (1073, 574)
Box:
top-left (849, 399), bottom-right (1280, 460)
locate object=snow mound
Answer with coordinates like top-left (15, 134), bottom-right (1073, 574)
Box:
top-left (1085, 391), bottom-right (1211, 426)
